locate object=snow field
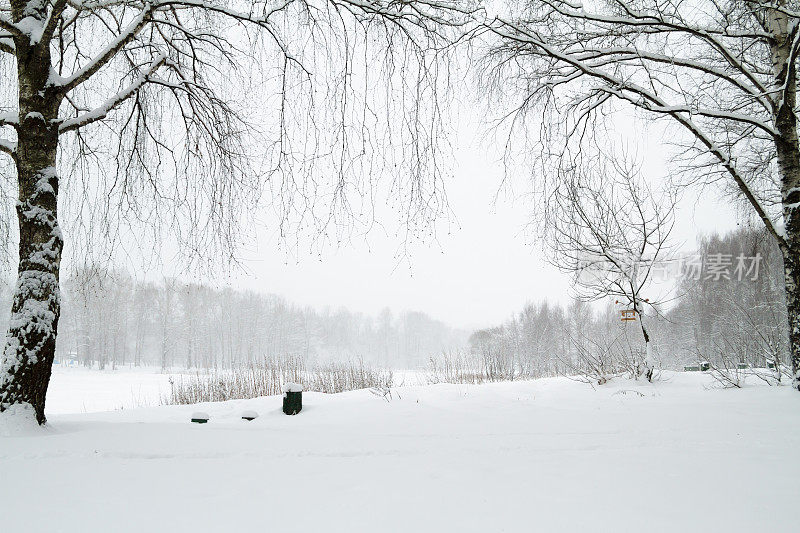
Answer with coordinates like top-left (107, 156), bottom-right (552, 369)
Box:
top-left (1, 372), bottom-right (798, 532)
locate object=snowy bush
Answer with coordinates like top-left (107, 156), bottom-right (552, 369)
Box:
top-left (427, 332), bottom-right (656, 386)
top-left (427, 352), bottom-right (529, 384)
top-left (162, 357), bottom-right (393, 405)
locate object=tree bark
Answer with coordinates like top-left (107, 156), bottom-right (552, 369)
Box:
top-left (777, 122), bottom-right (800, 390)
top-left (0, 9), bottom-right (64, 424)
top-left (638, 315), bottom-right (654, 382)
top-left (768, 5), bottom-right (800, 390)
top-left (783, 245), bottom-right (800, 390)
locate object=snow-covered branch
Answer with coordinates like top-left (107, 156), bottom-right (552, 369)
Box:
top-left (0, 32), bottom-right (14, 54)
top-left (482, 1), bottom-right (790, 247)
top-left (59, 54), bottom-right (166, 133)
top-left (0, 137), bottom-right (16, 156)
top-left (544, 153), bottom-right (676, 359)
top-left (0, 13), bottom-right (22, 38)
top-left (57, 6), bottom-right (154, 92)
top-left (0, 111), bottom-right (18, 128)
top-left (155, 0), bottom-right (293, 22)
top-left (40, 0), bottom-right (70, 45)
top-left (52, 0), bottom-right (477, 94)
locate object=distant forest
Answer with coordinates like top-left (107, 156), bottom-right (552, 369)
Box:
top-left (0, 228), bottom-right (785, 375)
top-left (465, 228), bottom-right (788, 377)
top-left (0, 271), bottom-right (469, 370)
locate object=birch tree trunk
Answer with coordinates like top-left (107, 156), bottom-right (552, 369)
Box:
top-left (775, 108), bottom-right (800, 391)
top-left (768, 6), bottom-right (800, 390)
top-left (777, 143), bottom-right (800, 391)
top-left (783, 237), bottom-right (800, 390)
top-left (0, 6), bottom-right (64, 424)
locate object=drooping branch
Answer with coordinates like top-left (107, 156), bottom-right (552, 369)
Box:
top-left (56, 6), bottom-right (154, 92)
top-left (483, 1), bottom-right (789, 248)
top-left (536, 0), bottom-right (772, 39)
top-left (59, 53), bottom-right (167, 133)
top-left (36, 0), bottom-right (477, 270)
top-left (544, 154), bottom-right (677, 327)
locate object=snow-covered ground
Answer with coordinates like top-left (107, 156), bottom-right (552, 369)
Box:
top-left (2, 372), bottom-right (798, 532)
top-left (45, 366), bottom-right (176, 414)
top-left (44, 366), bottom-right (427, 414)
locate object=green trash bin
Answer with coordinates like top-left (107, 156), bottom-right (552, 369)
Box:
top-left (282, 383), bottom-right (303, 415)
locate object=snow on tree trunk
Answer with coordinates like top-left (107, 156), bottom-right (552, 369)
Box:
top-left (778, 141), bottom-right (800, 389)
top-left (767, 6), bottom-right (800, 390)
top-left (0, 10), bottom-right (64, 424)
top-left (0, 164), bottom-right (63, 425)
top-left (637, 306), bottom-right (653, 382)
top-left (783, 248), bottom-right (800, 390)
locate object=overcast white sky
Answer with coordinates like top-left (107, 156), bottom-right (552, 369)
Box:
top-left (230, 114), bottom-right (742, 330)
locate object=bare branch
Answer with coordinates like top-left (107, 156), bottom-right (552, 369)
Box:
top-left (0, 111), bottom-right (18, 129)
top-left (482, 1), bottom-right (789, 247)
top-left (59, 53), bottom-right (167, 133)
top-left (57, 6), bottom-right (154, 92)
top-left (0, 13), bottom-right (22, 38)
top-left (0, 137), bottom-right (16, 156)
top-left (40, 0), bottom-right (70, 45)
top-left (0, 33), bottom-right (14, 54)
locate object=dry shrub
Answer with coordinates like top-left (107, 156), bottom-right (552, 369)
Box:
top-left (162, 356), bottom-right (393, 405)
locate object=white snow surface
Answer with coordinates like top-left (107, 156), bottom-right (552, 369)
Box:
top-left (1, 372), bottom-right (798, 532)
top-left (44, 366), bottom-right (174, 413)
top-left (283, 381), bottom-right (303, 393)
top-left (0, 403), bottom-right (41, 437)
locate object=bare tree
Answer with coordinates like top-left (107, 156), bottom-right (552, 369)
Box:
top-left (481, 0), bottom-right (800, 389)
top-left (544, 157), bottom-right (676, 380)
top-left (660, 227), bottom-right (790, 378)
top-left (0, 0), bottom-right (475, 424)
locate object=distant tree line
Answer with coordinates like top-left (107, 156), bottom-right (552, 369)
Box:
top-left (0, 269), bottom-right (468, 371)
top-left (656, 228), bottom-right (788, 372)
top-left (462, 228), bottom-right (788, 382)
top-left (0, 227), bottom-right (784, 378)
